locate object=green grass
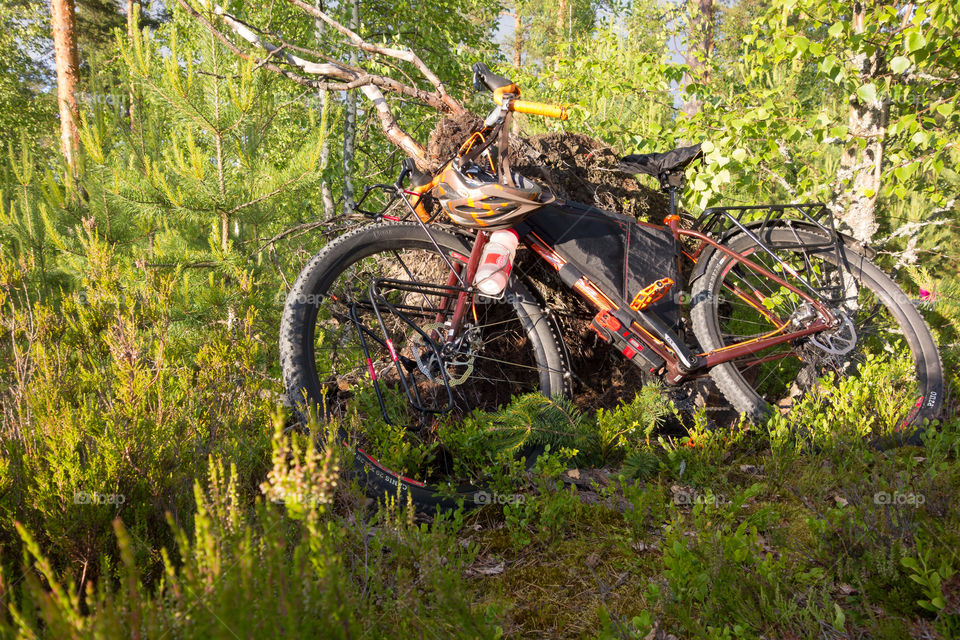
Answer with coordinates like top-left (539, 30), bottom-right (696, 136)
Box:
top-left (2, 246), bottom-right (960, 639)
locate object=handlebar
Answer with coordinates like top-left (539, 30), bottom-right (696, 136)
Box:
top-left (511, 100), bottom-right (568, 120)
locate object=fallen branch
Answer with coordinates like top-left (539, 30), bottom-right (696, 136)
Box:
top-left (176, 0), bottom-right (467, 166)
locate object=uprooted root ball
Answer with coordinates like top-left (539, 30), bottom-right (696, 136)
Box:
top-left (425, 112), bottom-right (668, 221)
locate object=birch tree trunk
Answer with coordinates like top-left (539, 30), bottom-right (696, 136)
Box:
top-left (315, 0), bottom-right (335, 218)
top-left (681, 0), bottom-right (713, 117)
top-left (831, 1), bottom-right (887, 243)
top-left (341, 0), bottom-right (360, 215)
top-left (51, 0), bottom-right (81, 175)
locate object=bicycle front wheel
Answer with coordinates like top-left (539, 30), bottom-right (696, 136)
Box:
top-left (280, 222), bottom-right (567, 508)
top-left (691, 226), bottom-right (943, 444)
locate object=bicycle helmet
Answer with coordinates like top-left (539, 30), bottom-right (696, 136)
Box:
top-left (434, 160), bottom-right (552, 229)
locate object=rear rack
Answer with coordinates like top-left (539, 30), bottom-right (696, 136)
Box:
top-left (695, 203), bottom-right (836, 245)
top-left (694, 203), bottom-right (848, 306)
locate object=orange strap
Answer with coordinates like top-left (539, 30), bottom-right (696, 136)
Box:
top-left (407, 179), bottom-right (440, 222)
top-left (492, 84), bottom-right (521, 105)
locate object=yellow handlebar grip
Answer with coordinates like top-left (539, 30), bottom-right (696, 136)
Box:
top-left (510, 100), bottom-right (569, 120)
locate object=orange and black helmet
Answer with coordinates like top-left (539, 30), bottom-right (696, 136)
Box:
top-left (434, 160), bottom-right (552, 230)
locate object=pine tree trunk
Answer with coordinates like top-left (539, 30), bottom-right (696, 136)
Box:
top-left (832, 1), bottom-right (886, 243)
top-left (341, 0), bottom-right (360, 215)
top-left (210, 32), bottom-right (229, 252)
top-left (127, 0), bottom-right (139, 133)
top-left (513, 9), bottom-right (523, 69)
top-left (553, 0), bottom-right (566, 69)
top-left (556, 0), bottom-right (566, 40)
top-left (682, 0), bottom-right (714, 117)
top-left (319, 87), bottom-right (335, 218)
top-left (51, 0), bottom-right (81, 174)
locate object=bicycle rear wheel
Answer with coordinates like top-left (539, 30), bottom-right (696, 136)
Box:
top-left (280, 222), bottom-right (567, 508)
top-left (691, 226), bottom-right (943, 444)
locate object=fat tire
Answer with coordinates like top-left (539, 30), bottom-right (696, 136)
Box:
top-left (279, 222), bottom-right (567, 509)
top-left (690, 226), bottom-right (943, 446)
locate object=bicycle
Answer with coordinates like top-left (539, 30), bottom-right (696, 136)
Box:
top-left (279, 62), bottom-right (944, 509)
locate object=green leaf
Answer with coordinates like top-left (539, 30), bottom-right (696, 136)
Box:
top-left (820, 55), bottom-right (837, 74)
top-left (833, 604), bottom-right (846, 629)
top-left (936, 103), bottom-right (953, 117)
top-left (732, 148), bottom-right (747, 162)
top-left (906, 31), bottom-right (926, 52)
top-left (890, 56), bottom-right (910, 74)
top-left (828, 22), bottom-right (843, 38)
top-left (856, 83), bottom-right (878, 104)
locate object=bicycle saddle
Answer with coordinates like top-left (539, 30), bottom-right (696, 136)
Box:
top-left (620, 143), bottom-right (703, 189)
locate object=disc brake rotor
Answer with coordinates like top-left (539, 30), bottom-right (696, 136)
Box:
top-left (808, 312), bottom-right (857, 355)
top-left (411, 323), bottom-right (481, 386)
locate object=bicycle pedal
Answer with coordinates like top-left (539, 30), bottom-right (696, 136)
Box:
top-left (630, 277), bottom-right (675, 312)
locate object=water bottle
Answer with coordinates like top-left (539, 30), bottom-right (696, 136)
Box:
top-left (473, 229), bottom-right (519, 296)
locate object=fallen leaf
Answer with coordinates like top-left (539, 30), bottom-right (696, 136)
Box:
top-left (465, 560), bottom-right (505, 577)
top-left (567, 468), bottom-right (581, 480)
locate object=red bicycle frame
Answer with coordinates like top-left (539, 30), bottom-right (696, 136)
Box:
top-left (435, 217), bottom-right (836, 385)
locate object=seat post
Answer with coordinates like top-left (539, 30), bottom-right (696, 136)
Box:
top-left (668, 185), bottom-right (677, 219)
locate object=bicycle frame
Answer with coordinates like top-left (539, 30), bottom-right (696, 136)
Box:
top-left (370, 179), bottom-right (840, 388)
